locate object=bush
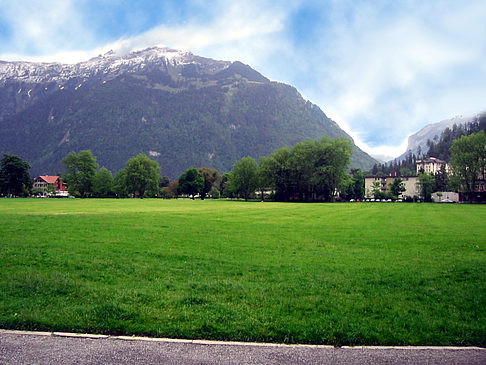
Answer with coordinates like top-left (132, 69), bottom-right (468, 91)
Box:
top-left (209, 187), bottom-right (220, 199)
top-left (160, 187), bottom-right (176, 199)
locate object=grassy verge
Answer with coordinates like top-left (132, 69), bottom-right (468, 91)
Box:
top-left (0, 199), bottom-right (485, 345)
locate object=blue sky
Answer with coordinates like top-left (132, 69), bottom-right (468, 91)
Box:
top-left (1, 0), bottom-right (485, 160)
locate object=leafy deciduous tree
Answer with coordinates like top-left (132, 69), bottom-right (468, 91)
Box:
top-left (417, 173), bottom-right (435, 202)
top-left (350, 170), bottom-right (365, 200)
top-left (257, 137), bottom-right (351, 202)
top-left (122, 154), bottom-right (161, 198)
top-left (289, 140), bottom-right (318, 201)
top-left (0, 154), bottom-right (32, 196)
top-left (209, 187), bottom-right (221, 199)
top-left (230, 156), bottom-right (259, 201)
top-left (178, 167), bottom-right (203, 199)
top-left (259, 147), bottom-right (293, 201)
top-left (113, 169), bottom-right (128, 197)
top-left (220, 172), bottom-right (234, 198)
top-left (371, 181), bottom-right (382, 199)
top-left (310, 137), bottom-right (352, 202)
top-left (159, 176), bottom-right (170, 189)
top-left (198, 167), bottom-right (221, 200)
top-left (389, 178), bottom-right (406, 199)
top-left (93, 167), bottom-right (114, 197)
top-left (433, 165), bottom-right (449, 192)
top-left (161, 180), bottom-right (179, 198)
top-left (62, 150), bottom-right (99, 197)
top-left (450, 130), bottom-right (486, 202)
top-left (257, 156), bottom-right (274, 200)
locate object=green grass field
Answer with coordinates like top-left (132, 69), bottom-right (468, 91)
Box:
top-left (0, 199), bottom-right (485, 346)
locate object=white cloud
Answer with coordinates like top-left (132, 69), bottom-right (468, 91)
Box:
top-left (0, 0), bottom-right (95, 57)
top-left (103, 1), bottom-right (291, 67)
top-left (298, 1), bottom-right (486, 157)
top-left (1, 1), bottom-right (291, 66)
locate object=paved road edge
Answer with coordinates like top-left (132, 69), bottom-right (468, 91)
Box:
top-left (1, 329), bottom-right (484, 350)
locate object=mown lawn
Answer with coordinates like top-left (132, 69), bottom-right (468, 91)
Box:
top-left (0, 198), bottom-right (484, 345)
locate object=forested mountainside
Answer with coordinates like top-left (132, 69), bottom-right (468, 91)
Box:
top-left (0, 47), bottom-right (377, 178)
top-left (425, 112), bottom-right (486, 162)
top-left (367, 112), bottom-right (486, 177)
top-left (396, 113), bottom-right (482, 162)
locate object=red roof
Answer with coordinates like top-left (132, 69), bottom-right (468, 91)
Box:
top-left (38, 176), bottom-right (60, 184)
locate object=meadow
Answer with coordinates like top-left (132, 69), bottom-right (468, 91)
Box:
top-left (0, 198), bottom-right (485, 346)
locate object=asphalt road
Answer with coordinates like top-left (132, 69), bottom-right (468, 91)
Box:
top-left (0, 330), bottom-right (485, 365)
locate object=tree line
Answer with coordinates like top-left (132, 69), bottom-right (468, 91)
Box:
top-left (0, 136), bottom-right (356, 201)
top-left (2, 131), bottom-right (483, 202)
top-left (224, 136), bottom-right (354, 202)
top-left (369, 152), bottom-right (419, 177)
top-left (426, 115), bottom-right (486, 162)
top-left (419, 130), bottom-right (486, 202)
top-left (367, 115), bottom-right (486, 178)
top-left (366, 130), bottom-right (486, 202)
top-left (162, 136), bottom-right (356, 202)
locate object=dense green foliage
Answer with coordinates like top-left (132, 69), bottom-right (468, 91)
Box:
top-left (367, 152), bottom-right (418, 177)
top-left (228, 157), bottom-right (260, 201)
top-left (119, 154), bottom-right (161, 198)
top-left (0, 199), bottom-right (485, 346)
top-left (366, 115), bottom-right (486, 203)
top-left (348, 170), bottom-right (365, 200)
top-left (113, 169), bottom-right (129, 197)
top-left (433, 165), bottom-right (449, 192)
top-left (259, 137), bottom-right (352, 201)
top-left (92, 167), bottom-right (114, 197)
top-left (417, 173), bottom-right (435, 202)
top-left (0, 154), bottom-right (32, 196)
top-left (450, 131), bottom-right (486, 201)
top-left (371, 181), bottom-right (382, 199)
top-left (0, 56), bottom-right (377, 179)
top-left (62, 150), bottom-right (98, 197)
top-left (177, 167), bottom-right (204, 199)
top-left (389, 178), bottom-right (406, 199)
top-left (371, 113), bottom-right (486, 178)
top-left (426, 114), bottom-right (486, 162)
top-left (197, 167), bottom-right (221, 200)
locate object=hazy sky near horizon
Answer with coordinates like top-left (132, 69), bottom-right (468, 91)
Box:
top-left (1, 0), bottom-right (485, 159)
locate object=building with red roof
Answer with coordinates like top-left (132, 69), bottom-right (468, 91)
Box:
top-left (33, 176), bottom-right (68, 196)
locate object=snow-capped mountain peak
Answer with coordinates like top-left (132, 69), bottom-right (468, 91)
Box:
top-left (0, 46), bottom-right (230, 85)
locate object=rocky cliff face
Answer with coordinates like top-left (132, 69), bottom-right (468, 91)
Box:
top-left (396, 114), bottom-right (479, 161)
top-left (0, 47), bottom-right (377, 178)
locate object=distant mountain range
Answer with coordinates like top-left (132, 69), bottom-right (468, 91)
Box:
top-left (0, 47), bottom-right (377, 178)
top-left (396, 112), bottom-right (485, 162)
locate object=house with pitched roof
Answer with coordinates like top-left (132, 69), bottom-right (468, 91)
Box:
top-left (33, 176), bottom-right (68, 196)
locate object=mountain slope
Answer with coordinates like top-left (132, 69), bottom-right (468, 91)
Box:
top-left (0, 47), bottom-right (377, 178)
top-left (396, 114), bottom-right (483, 161)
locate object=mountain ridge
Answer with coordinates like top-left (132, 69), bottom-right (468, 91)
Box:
top-left (395, 112), bottom-right (485, 161)
top-left (0, 47), bottom-right (377, 178)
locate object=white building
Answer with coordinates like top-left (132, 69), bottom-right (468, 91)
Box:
top-left (416, 157), bottom-right (450, 175)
